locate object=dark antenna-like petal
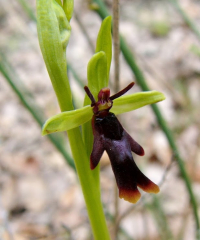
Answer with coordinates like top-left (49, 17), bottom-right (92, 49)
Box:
top-left (84, 86), bottom-right (96, 106)
top-left (110, 82), bottom-right (135, 100)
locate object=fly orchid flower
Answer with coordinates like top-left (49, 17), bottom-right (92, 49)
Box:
top-left (84, 82), bottom-right (159, 203)
top-left (42, 81), bottom-right (164, 203)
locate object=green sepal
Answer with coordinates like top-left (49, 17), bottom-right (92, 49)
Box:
top-left (42, 90), bottom-right (165, 135)
top-left (42, 105), bottom-right (92, 136)
top-left (112, 91), bottom-right (166, 115)
top-left (95, 16), bottom-right (112, 82)
top-left (84, 51), bottom-right (107, 105)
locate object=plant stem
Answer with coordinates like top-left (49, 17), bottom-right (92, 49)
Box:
top-left (91, 0), bottom-right (200, 237)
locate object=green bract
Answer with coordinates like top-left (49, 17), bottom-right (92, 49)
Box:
top-left (63, 0), bottom-right (74, 21)
top-left (37, 0), bottom-right (73, 111)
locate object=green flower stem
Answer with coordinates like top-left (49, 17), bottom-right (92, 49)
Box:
top-left (68, 130), bottom-right (110, 239)
top-left (36, 1), bottom-right (110, 239)
top-left (170, 0), bottom-right (200, 41)
top-left (0, 52), bottom-right (75, 170)
top-left (92, 0), bottom-right (200, 236)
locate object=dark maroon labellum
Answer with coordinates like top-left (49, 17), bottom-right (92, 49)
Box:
top-left (84, 82), bottom-right (159, 203)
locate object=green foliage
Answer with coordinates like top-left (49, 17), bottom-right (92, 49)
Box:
top-left (149, 21), bottom-right (170, 37)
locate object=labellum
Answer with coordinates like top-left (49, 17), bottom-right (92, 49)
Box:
top-left (84, 82), bottom-right (160, 204)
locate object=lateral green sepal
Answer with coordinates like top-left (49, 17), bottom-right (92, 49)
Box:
top-left (42, 90), bottom-right (165, 135)
top-left (112, 91), bottom-right (166, 115)
top-left (84, 51), bottom-right (107, 106)
top-left (42, 105), bottom-right (92, 136)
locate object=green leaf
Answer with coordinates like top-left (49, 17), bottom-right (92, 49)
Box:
top-left (112, 91), bottom-right (166, 115)
top-left (42, 105), bottom-right (92, 136)
top-left (95, 16), bottom-right (112, 83)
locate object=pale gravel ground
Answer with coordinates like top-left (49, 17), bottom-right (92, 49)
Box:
top-left (0, 0), bottom-right (200, 239)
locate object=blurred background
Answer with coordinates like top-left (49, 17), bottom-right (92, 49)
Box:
top-left (0, 0), bottom-right (200, 239)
